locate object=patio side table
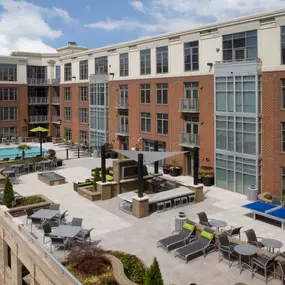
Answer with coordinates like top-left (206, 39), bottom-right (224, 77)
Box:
top-left (234, 245), bottom-right (257, 275)
top-left (261, 238), bottom-right (283, 253)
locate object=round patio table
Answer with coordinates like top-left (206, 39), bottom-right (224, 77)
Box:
top-left (261, 238), bottom-right (283, 253)
top-left (234, 245), bottom-right (257, 274)
top-left (209, 219), bottom-right (227, 231)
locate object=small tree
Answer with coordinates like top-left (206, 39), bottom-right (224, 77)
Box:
top-left (17, 144), bottom-right (31, 159)
top-left (2, 177), bottom-right (15, 208)
top-left (144, 257), bottom-right (164, 285)
top-left (94, 168), bottom-right (100, 182)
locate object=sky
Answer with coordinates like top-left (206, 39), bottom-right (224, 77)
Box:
top-left (0, 0), bottom-right (284, 55)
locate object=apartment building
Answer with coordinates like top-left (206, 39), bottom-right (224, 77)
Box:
top-left (1, 9), bottom-right (285, 196)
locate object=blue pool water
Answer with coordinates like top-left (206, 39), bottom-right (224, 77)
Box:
top-left (0, 146), bottom-right (48, 159)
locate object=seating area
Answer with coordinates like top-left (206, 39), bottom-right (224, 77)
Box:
top-left (25, 203), bottom-right (93, 254)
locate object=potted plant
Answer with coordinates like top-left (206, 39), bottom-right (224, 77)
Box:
top-left (199, 166), bottom-right (214, 186)
top-left (162, 164), bottom-right (171, 174)
top-left (170, 159), bottom-right (182, 177)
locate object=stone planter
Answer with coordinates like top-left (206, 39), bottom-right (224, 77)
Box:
top-left (78, 186), bottom-right (101, 201)
top-left (170, 167), bottom-right (181, 177)
top-left (202, 176), bottom-right (214, 186)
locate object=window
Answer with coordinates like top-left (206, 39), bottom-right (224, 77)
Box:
top-left (282, 122), bottom-right (285, 152)
top-left (140, 84), bottom-right (150, 104)
top-left (0, 127), bottom-right (17, 138)
top-left (140, 49), bottom-right (151, 75)
top-left (156, 46), bottom-right (168, 73)
top-left (64, 128), bottom-right (72, 140)
top-left (140, 112), bottom-right (151, 133)
top-left (27, 66), bottom-right (46, 79)
top-left (56, 65), bottom-right (61, 81)
top-left (281, 26), bottom-right (285, 64)
top-left (143, 140), bottom-right (166, 166)
top-left (0, 64), bottom-right (17, 81)
top-left (223, 30), bottom-right (257, 61)
top-left (156, 83), bottom-right (168, 104)
top-left (0, 88), bottom-right (17, 101)
top-left (80, 130), bottom-right (88, 144)
top-left (184, 41), bottom-right (199, 71)
top-left (95, 56), bottom-right (108, 74)
top-left (120, 53), bottom-right (129, 76)
top-left (0, 107), bottom-right (17, 121)
top-left (64, 87), bottom-right (71, 101)
top-left (64, 63), bottom-right (72, 81)
top-left (90, 83), bottom-right (107, 106)
top-left (157, 113), bottom-right (168, 135)
top-left (7, 244), bottom-right (11, 268)
top-left (79, 86), bottom-right (88, 102)
top-left (79, 60), bottom-right (88, 80)
top-left (64, 107), bottom-right (72, 121)
top-left (80, 108), bottom-right (88, 124)
top-left (282, 80), bottom-right (285, 109)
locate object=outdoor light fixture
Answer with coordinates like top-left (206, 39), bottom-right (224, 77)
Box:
top-left (216, 48), bottom-right (220, 52)
top-left (207, 63), bottom-right (213, 67)
top-left (109, 73), bottom-right (115, 76)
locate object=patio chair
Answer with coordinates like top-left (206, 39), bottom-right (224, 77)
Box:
top-left (217, 232), bottom-right (238, 268)
top-left (71, 217), bottom-right (83, 227)
top-left (174, 228), bottom-right (216, 262)
top-left (251, 253), bottom-right (279, 284)
top-left (197, 212), bottom-right (212, 227)
top-left (50, 210), bottom-right (68, 226)
top-left (30, 217), bottom-right (42, 232)
top-left (49, 236), bottom-right (68, 254)
top-left (24, 209), bottom-right (34, 226)
top-left (42, 223), bottom-right (52, 244)
top-left (222, 226), bottom-right (243, 240)
top-left (34, 163), bottom-right (43, 172)
top-left (278, 261), bottom-right (285, 285)
top-left (157, 220), bottom-right (196, 252)
top-left (73, 228), bottom-right (93, 245)
top-left (272, 197), bottom-right (281, 206)
top-left (244, 229), bottom-right (264, 248)
top-left (24, 161), bottom-right (30, 173)
top-left (49, 203), bottom-right (60, 211)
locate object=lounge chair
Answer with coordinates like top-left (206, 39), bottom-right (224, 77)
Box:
top-left (197, 212), bottom-right (212, 227)
top-left (244, 229), bottom-right (264, 248)
top-left (157, 220), bottom-right (196, 252)
top-left (222, 226), bottom-right (243, 240)
top-left (174, 228), bottom-right (215, 262)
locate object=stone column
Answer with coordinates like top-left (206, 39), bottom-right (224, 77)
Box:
top-left (132, 195), bottom-right (149, 219)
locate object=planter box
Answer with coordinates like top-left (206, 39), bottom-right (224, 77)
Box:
top-left (8, 194), bottom-right (53, 217)
top-left (78, 186), bottom-right (101, 201)
top-left (163, 168), bottom-right (170, 174)
top-left (202, 176), bottom-right (214, 187)
top-left (170, 168), bottom-right (181, 177)
top-left (73, 182), bottom-right (79, 192)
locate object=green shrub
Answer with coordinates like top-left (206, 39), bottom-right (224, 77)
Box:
top-left (15, 196), bottom-right (45, 206)
top-left (94, 168), bottom-right (100, 182)
top-left (144, 257), bottom-right (163, 285)
top-left (2, 177), bottom-right (14, 208)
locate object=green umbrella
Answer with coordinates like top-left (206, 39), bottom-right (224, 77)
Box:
top-left (29, 126), bottom-right (49, 156)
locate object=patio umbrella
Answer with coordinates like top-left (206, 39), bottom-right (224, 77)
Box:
top-left (29, 126), bottom-right (49, 156)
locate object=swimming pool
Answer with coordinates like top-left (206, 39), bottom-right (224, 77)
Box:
top-left (0, 146), bottom-right (48, 159)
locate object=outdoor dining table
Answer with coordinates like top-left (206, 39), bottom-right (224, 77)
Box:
top-left (31, 209), bottom-right (59, 221)
top-left (50, 225), bottom-right (82, 238)
top-left (261, 238), bottom-right (283, 253)
top-left (234, 244), bottom-right (257, 274)
top-left (209, 219), bottom-right (228, 231)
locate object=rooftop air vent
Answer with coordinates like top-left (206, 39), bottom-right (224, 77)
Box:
top-left (68, 42), bottom-right (77, 46)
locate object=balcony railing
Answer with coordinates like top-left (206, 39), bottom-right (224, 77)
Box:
top-left (48, 79), bottom-right (60, 86)
top-left (28, 115), bottom-right (49, 123)
top-left (179, 98), bottom-right (199, 113)
top-left (116, 124), bottom-right (129, 136)
top-left (52, 116), bottom-right (60, 123)
top-left (115, 97), bottom-right (128, 109)
top-left (27, 78), bottom-right (48, 86)
top-left (28, 97), bottom-right (48, 105)
top-left (52, 97), bottom-right (60, 104)
top-left (180, 133), bottom-right (199, 147)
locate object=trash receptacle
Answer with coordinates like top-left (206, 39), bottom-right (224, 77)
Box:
top-left (247, 185), bottom-right (259, 201)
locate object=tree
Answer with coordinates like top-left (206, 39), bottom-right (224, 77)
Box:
top-left (144, 257), bottom-right (164, 285)
top-left (2, 177), bottom-right (15, 208)
top-left (17, 144), bottom-right (31, 159)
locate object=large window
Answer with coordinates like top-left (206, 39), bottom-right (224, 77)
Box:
top-left (140, 49), bottom-right (151, 75)
top-left (95, 56), bottom-right (108, 74)
top-left (79, 60), bottom-right (88, 80)
top-left (282, 122), bottom-right (285, 152)
top-left (140, 112), bottom-right (151, 133)
top-left (0, 107), bottom-right (17, 121)
top-left (27, 66), bottom-right (46, 79)
top-left (156, 46), bottom-right (168, 73)
top-left (64, 128), bottom-right (72, 140)
top-left (79, 86), bottom-right (88, 102)
top-left (184, 41), bottom-right (199, 71)
top-left (120, 53), bottom-right (129, 77)
top-left (64, 63), bottom-right (72, 81)
top-left (140, 84), bottom-right (151, 104)
top-left (223, 30), bottom-right (257, 61)
top-left (157, 113), bottom-right (168, 135)
top-left (0, 64), bottom-right (17, 81)
top-left (90, 83), bottom-right (107, 106)
top-left (156, 83), bottom-right (168, 104)
top-left (64, 87), bottom-right (71, 101)
top-left (0, 127), bottom-right (17, 138)
top-left (80, 130), bottom-right (88, 144)
top-left (281, 26), bottom-right (285, 64)
top-left (0, 88), bottom-right (17, 101)
top-left (80, 108), bottom-right (88, 124)
top-left (64, 107), bottom-right (72, 121)
top-left (56, 65), bottom-right (61, 81)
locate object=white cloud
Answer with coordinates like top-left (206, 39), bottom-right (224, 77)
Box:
top-left (130, 0), bottom-right (144, 12)
top-left (53, 7), bottom-right (74, 24)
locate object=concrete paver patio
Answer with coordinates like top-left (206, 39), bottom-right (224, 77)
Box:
top-left (14, 157), bottom-right (283, 285)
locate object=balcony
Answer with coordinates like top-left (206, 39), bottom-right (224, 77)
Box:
top-left (115, 98), bottom-right (128, 109)
top-left (27, 78), bottom-right (48, 86)
top-left (52, 116), bottom-right (60, 124)
top-left (28, 97), bottom-right (48, 105)
top-left (48, 79), bottom-right (60, 86)
top-left (52, 97), bottom-right (60, 105)
top-left (180, 133), bottom-right (199, 147)
top-left (116, 124), bottom-right (129, 136)
top-left (28, 115), bottom-right (49, 123)
top-left (179, 98), bottom-right (199, 113)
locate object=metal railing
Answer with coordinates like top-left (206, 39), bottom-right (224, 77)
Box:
top-left (28, 97), bottom-right (48, 104)
top-left (52, 97), bottom-right (60, 104)
top-left (52, 116), bottom-right (60, 122)
top-left (179, 98), bottom-right (199, 112)
top-left (27, 78), bottom-right (48, 86)
top-left (180, 133), bottom-right (199, 147)
top-left (115, 97), bottom-right (128, 108)
top-left (28, 115), bottom-right (49, 123)
top-left (48, 79), bottom-right (60, 86)
top-left (116, 124), bottom-right (129, 135)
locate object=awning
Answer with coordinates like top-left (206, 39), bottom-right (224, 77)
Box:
top-left (112, 150), bottom-right (187, 165)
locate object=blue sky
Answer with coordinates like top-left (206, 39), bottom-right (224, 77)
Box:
top-left (0, 0), bottom-right (284, 54)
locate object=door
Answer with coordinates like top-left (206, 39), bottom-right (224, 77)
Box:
top-left (186, 152), bottom-right (192, 176)
top-left (185, 84), bottom-right (198, 108)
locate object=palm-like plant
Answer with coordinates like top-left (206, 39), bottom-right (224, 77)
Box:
top-left (17, 144), bottom-right (31, 159)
